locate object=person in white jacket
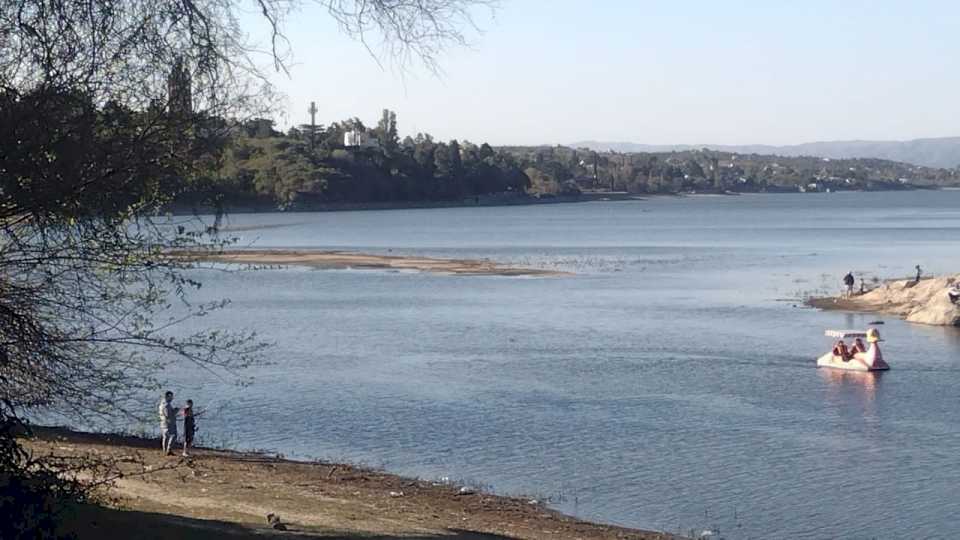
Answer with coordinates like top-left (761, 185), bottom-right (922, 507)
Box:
top-left (159, 391), bottom-right (178, 455)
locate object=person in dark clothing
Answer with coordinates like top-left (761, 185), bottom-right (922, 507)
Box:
top-left (182, 399), bottom-right (197, 457)
top-left (915, 265), bottom-right (922, 283)
top-left (843, 272), bottom-right (855, 297)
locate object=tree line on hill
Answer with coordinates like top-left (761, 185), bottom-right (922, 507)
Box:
top-left (185, 115), bottom-right (960, 210)
top-left (190, 110), bottom-right (531, 210)
top-left (573, 138), bottom-right (960, 170)
top-left (505, 145), bottom-right (960, 195)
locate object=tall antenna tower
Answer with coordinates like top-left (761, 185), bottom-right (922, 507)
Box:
top-left (307, 101), bottom-right (318, 148)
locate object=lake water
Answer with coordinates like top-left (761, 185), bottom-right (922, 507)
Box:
top-left (161, 191), bottom-right (960, 538)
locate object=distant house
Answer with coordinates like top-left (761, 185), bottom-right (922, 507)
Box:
top-left (344, 130), bottom-right (379, 149)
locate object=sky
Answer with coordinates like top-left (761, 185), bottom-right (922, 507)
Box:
top-left (241, 0), bottom-right (960, 146)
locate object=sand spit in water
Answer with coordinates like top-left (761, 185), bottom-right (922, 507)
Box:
top-left (176, 249), bottom-right (572, 277)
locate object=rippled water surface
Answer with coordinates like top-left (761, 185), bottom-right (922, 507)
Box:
top-left (160, 192), bottom-right (960, 538)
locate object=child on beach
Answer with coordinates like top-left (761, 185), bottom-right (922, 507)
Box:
top-left (182, 399), bottom-right (197, 457)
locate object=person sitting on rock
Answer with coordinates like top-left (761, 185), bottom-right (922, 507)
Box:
top-left (948, 284), bottom-right (960, 305)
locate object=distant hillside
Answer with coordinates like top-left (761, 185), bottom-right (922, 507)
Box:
top-left (499, 144), bottom-right (960, 194)
top-left (570, 137), bottom-right (960, 169)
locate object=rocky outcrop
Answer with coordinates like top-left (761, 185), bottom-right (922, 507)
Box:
top-left (810, 275), bottom-right (960, 326)
top-left (902, 281), bottom-right (960, 326)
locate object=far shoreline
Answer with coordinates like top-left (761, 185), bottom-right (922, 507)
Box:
top-left (168, 186), bottom-right (941, 216)
top-left (167, 192), bottom-right (626, 216)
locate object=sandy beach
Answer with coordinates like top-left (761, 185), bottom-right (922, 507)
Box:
top-left (24, 427), bottom-right (672, 540)
top-left (176, 249), bottom-right (571, 277)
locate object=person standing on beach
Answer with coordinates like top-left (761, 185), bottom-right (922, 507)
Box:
top-left (843, 272), bottom-right (855, 297)
top-left (159, 391), bottom-right (178, 456)
top-left (182, 399), bottom-right (196, 457)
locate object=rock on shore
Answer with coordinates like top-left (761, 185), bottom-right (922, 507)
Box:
top-left (809, 275), bottom-right (960, 326)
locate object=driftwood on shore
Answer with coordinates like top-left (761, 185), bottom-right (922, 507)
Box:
top-left (808, 274), bottom-right (960, 326)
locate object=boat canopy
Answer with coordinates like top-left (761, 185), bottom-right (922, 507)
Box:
top-left (825, 330), bottom-right (868, 338)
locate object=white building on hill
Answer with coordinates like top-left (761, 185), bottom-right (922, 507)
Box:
top-left (344, 130), bottom-right (379, 149)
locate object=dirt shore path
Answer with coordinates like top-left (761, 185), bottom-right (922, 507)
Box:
top-left (24, 427), bottom-right (672, 540)
top-left (175, 249), bottom-right (571, 277)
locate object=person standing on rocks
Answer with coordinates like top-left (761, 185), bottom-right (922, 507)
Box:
top-left (159, 391), bottom-right (178, 456)
top-left (915, 265), bottom-right (922, 283)
top-left (843, 272), bottom-right (855, 297)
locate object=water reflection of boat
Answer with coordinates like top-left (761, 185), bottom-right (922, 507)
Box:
top-left (820, 368), bottom-right (883, 414)
top-left (820, 368), bottom-right (882, 396)
top-left (816, 328), bottom-right (890, 371)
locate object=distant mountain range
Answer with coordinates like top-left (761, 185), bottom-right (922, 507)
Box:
top-left (569, 137), bottom-right (960, 169)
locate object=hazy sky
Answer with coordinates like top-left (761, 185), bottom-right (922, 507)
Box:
top-left (246, 0), bottom-right (960, 146)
